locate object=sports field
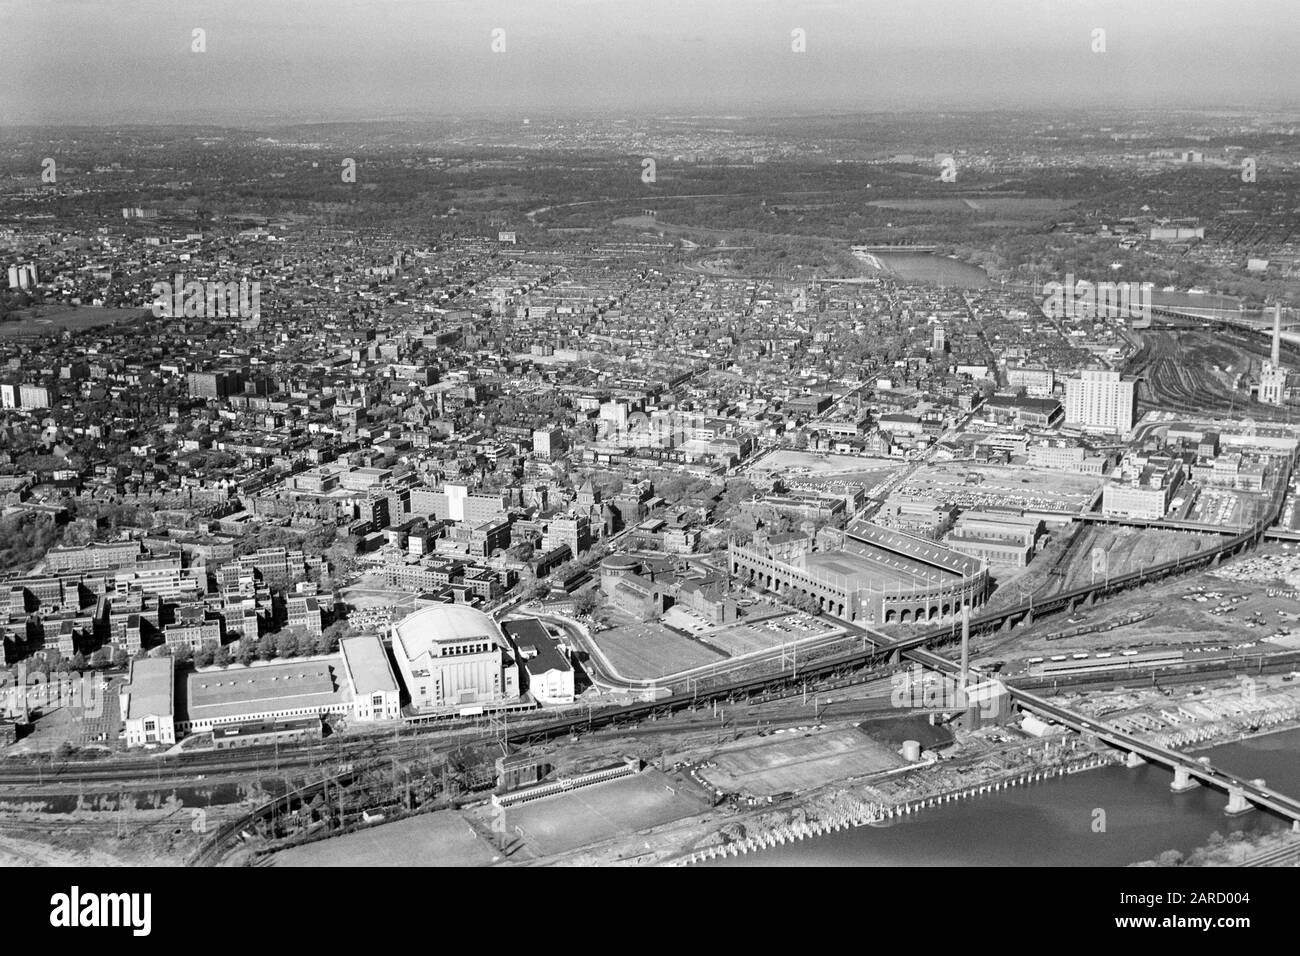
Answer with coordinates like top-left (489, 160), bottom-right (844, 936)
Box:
top-left (700, 726), bottom-right (905, 796)
top-left (505, 770), bottom-right (709, 857)
top-left (592, 621), bottom-right (724, 680)
top-left (269, 810), bottom-right (499, 867)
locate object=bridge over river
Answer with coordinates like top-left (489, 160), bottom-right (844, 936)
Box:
top-left (898, 642), bottom-right (1300, 824)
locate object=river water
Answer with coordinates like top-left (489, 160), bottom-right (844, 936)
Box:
top-left (705, 728), bottom-right (1300, 866)
top-left (863, 252), bottom-right (990, 288)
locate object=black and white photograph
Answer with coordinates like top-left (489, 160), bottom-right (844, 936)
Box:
top-left (0, 0), bottom-right (1296, 920)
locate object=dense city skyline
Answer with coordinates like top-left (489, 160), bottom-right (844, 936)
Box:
top-left (1, 0), bottom-right (1298, 918)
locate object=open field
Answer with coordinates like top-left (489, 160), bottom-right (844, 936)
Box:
top-left (898, 461), bottom-right (1103, 513)
top-left (1059, 526), bottom-right (1212, 592)
top-left (749, 449), bottom-right (898, 483)
top-left (0, 305), bottom-right (150, 339)
top-left (341, 571), bottom-right (423, 613)
top-left (699, 726), bottom-right (905, 796)
top-left (341, 587), bottom-right (421, 611)
top-left (865, 197), bottom-right (1077, 216)
top-left (270, 810), bottom-right (499, 867)
top-left (504, 770), bottom-right (709, 857)
top-left (592, 618), bottom-right (724, 680)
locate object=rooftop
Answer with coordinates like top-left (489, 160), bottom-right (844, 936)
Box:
top-left (187, 658), bottom-right (349, 721)
top-left (123, 656), bottom-right (174, 720)
top-left (392, 602), bottom-right (504, 662)
top-left (340, 634), bottom-right (400, 695)
top-left (501, 618), bottom-right (571, 676)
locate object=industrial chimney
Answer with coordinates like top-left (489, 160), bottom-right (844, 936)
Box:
top-left (1273, 303), bottom-right (1283, 367)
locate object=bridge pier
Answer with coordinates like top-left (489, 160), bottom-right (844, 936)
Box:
top-left (1124, 751), bottom-right (1145, 769)
top-left (1170, 765), bottom-right (1200, 793)
top-left (1224, 787), bottom-right (1254, 817)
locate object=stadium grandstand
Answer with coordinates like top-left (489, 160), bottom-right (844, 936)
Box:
top-left (728, 520), bottom-right (989, 625)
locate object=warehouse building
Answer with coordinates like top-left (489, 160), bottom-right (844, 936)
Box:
top-left (181, 657), bottom-right (353, 734)
top-left (120, 656), bottom-right (176, 748)
top-left (339, 634), bottom-right (402, 721)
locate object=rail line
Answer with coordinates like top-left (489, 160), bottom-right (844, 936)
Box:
top-left (503, 449), bottom-right (1297, 746)
top-left (188, 449), bottom-right (1296, 863)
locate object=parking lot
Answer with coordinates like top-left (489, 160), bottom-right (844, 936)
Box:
top-left (701, 613), bottom-right (841, 658)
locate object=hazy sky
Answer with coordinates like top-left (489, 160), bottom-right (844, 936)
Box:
top-left (2, 0), bottom-right (1298, 124)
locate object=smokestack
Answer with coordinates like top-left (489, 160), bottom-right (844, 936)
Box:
top-left (960, 603), bottom-right (970, 689)
top-left (1274, 303), bottom-right (1283, 366)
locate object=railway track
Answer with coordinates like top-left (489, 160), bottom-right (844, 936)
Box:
top-left (1241, 840), bottom-right (1300, 867)
top-left (502, 447), bottom-right (1298, 747)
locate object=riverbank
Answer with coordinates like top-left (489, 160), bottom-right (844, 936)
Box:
top-left (1175, 710), bottom-right (1300, 754)
top-left (1133, 826), bottom-right (1300, 867)
top-left (667, 731), bottom-right (1118, 865)
top-left (672, 691), bottom-right (1300, 867)
top-left (676, 749), bottom-right (1118, 864)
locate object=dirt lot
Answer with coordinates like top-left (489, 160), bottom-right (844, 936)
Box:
top-left (749, 450), bottom-right (898, 485)
top-left (698, 726), bottom-right (906, 796)
top-left (0, 804), bottom-right (232, 866)
top-left (1059, 526), bottom-right (1212, 592)
top-left (271, 810), bottom-right (499, 867)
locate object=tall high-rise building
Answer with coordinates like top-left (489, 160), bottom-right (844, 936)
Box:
top-left (1064, 369), bottom-right (1136, 434)
top-left (187, 370), bottom-right (243, 399)
top-left (532, 427), bottom-right (564, 460)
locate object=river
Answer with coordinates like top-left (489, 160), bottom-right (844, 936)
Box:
top-left (858, 251), bottom-right (991, 288)
top-left (703, 727), bottom-right (1300, 866)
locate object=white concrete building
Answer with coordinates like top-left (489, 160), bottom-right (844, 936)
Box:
top-left (1065, 369), bottom-right (1135, 435)
top-left (390, 604), bottom-right (520, 713)
top-left (339, 634), bottom-right (402, 721)
top-left (120, 656), bottom-right (176, 748)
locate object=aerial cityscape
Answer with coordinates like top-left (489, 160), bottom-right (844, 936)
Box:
top-left (2, 0), bottom-right (1299, 890)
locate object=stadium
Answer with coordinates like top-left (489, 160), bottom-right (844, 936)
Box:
top-left (728, 520), bottom-right (990, 625)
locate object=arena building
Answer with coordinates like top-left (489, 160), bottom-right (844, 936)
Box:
top-left (728, 520), bottom-right (989, 625)
top-left (390, 604), bottom-right (520, 714)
